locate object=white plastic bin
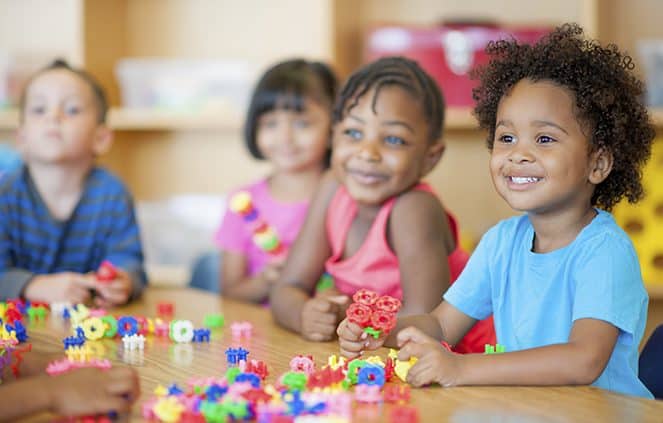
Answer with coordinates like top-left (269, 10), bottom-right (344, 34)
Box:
top-left (115, 58), bottom-right (256, 112)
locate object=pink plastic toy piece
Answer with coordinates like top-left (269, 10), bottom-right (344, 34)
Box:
top-left (46, 358), bottom-right (112, 376)
top-left (383, 384), bottom-right (411, 403)
top-left (389, 405), bottom-right (419, 423)
top-left (289, 354), bottom-right (315, 375)
top-left (354, 384), bottom-right (382, 403)
top-left (230, 321), bottom-right (253, 338)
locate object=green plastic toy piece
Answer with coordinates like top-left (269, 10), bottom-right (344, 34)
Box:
top-left (346, 359), bottom-right (368, 385)
top-left (204, 314), bottom-right (225, 328)
top-left (484, 343), bottom-right (506, 354)
top-left (101, 315), bottom-right (118, 338)
top-left (200, 401), bottom-right (229, 423)
top-left (225, 367), bottom-right (241, 384)
top-left (315, 272), bottom-right (335, 293)
top-left (363, 327), bottom-right (382, 339)
top-left (282, 371), bottom-right (307, 391)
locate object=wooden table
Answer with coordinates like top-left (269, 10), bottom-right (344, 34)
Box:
top-left (26, 287), bottom-right (663, 422)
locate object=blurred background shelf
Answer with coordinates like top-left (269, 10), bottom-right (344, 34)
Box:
top-left (3, 106), bottom-right (662, 132)
top-left (648, 284), bottom-right (663, 300)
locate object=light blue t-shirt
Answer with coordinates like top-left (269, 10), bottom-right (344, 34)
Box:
top-left (444, 210), bottom-right (652, 398)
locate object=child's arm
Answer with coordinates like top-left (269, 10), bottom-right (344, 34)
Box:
top-left (389, 189), bottom-right (456, 316)
top-left (270, 172), bottom-right (348, 340)
top-left (222, 250), bottom-right (283, 303)
top-left (0, 367), bottom-right (140, 421)
top-left (398, 317), bottom-right (618, 388)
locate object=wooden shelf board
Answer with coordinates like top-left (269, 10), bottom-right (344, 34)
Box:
top-left (2, 107), bottom-right (662, 133)
top-left (0, 108), bottom-right (242, 132)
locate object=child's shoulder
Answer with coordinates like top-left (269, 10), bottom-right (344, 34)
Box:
top-left (391, 185), bottom-right (447, 228)
top-left (87, 166), bottom-right (132, 197)
top-left (0, 166), bottom-right (26, 196)
top-left (576, 209), bottom-right (634, 252)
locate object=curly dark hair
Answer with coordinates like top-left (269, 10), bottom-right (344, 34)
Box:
top-left (333, 56), bottom-right (445, 143)
top-left (472, 23), bottom-right (655, 211)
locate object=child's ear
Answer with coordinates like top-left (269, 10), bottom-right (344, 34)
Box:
top-left (421, 139), bottom-right (446, 176)
top-left (92, 125), bottom-right (113, 156)
top-left (588, 147), bottom-right (613, 184)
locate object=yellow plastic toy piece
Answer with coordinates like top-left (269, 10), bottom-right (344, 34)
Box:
top-left (82, 317), bottom-right (105, 340)
top-left (230, 191), bottom-right (252, 214)
top-left (154, 385), bottom-right (168, 397)
top-left (327, 354), bottom-right (347, 370)
top-left (153, 396), bottom-right (184, 423)
top-left (389, 348), bottom-right (418, 382)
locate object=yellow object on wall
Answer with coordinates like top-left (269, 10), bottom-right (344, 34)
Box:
top-left (613, 138), bottom-right (663, 286)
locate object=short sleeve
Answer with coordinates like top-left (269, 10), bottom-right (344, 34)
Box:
top-left (214, 200), bottom-right (249, 253)
top-left (443, 224), bottom-right (498, 320)
top-left (572, 233), bottom-right (648, 345)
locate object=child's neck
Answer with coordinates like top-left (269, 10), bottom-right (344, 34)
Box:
top-left (267, 167), bottom-right (324, 202)
top-left (529, 206), bottom-right (597, 253)
top-left (27, 161), bottom-right (93, 221)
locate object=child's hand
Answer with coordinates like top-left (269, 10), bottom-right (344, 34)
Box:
top-left (47, 366), bottom-right (140, 417)
top-left (24, 273), bottom-right (96, 304)
top-left (93, 269), bottom-right (133, 307)
top-left (397, 326), bottom-right (463, 388)
top-left (337, 318), bottom-right (386, 359)
top-left (300, 295), bottom-right (349, 341)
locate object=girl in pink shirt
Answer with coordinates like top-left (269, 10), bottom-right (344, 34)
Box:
top-left (270, 57), bottom-right (495, 352)
top-left (214, 59), bottom-right (337, 303)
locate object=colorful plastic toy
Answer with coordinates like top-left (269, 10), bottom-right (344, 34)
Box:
top-left (484, 343), bottom-right (506, 354)
top-left (96, 260), bottom-right (117, 283)
top-left (230, 191), bottom-right (286, 259)
top-left (346, 289), bottom-right (402, 339)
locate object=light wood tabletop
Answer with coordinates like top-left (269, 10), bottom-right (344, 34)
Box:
top-left (25, 287), bottom-right (663, 422)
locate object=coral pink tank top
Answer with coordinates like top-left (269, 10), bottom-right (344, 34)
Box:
top-left (325, 182), bottom-right (495, 353)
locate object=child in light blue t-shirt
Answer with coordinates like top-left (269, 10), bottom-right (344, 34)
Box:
top-left (337, 24), bottom-right (655, 398)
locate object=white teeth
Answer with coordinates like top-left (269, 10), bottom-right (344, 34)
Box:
top-left (510, 176), bottom-right (541, 184)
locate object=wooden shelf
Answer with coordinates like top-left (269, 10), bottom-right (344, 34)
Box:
top-left (0, 108), bottom-right (242, 132)
top-left (647, 284), bottom-right (663, 300)
top-left (2, 106), bottom-right (662, 133)
top-left (107, 108), bottom-right (242, 131)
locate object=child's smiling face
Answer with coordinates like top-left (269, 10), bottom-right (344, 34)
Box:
top-left (490, 79), bottom-right (610, 216)
top-left (331, 85), bottom-right (444, 206)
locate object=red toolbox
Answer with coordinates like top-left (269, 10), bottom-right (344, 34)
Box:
top-left (364, 22), bottom-right (550, 107)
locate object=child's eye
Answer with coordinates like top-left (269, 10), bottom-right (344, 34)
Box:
top-left (497, 134), bottom-right (515, 144)
top-left (65, 106), bottom-right (81, 115)
top-left (344, 128), bottom-right (362, 140)
top-left (537, 135), bottom-right (556, 144)
top-left (260, 118), bottom-right (278, 129)
top-left (293, 119), bottom-right (311, 129)
top-left (28, 105), bottom-right (45, 115)
top-left (384, 135), bottom-right (406, 146)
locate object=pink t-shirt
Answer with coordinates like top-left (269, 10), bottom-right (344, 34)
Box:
top-left (325, 182), bottom-right (468, 298)
top-left (214, 179), bottom-right (309, 276)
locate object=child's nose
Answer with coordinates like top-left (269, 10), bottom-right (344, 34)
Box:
top-left (45, 107), bottom-right (64, 122)
top-left (357, 140), bottom-right (381, 162)
top-left (508, 143), bottom-right (534, 163)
